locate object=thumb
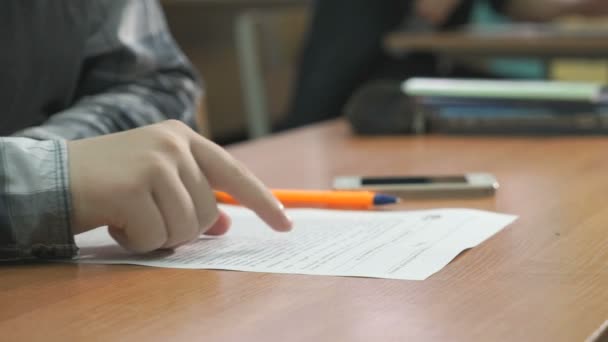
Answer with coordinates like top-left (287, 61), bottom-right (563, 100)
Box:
top-left (203, 209), bottom-right (232, 236)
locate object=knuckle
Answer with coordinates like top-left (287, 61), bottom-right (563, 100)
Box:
top-left (141, 153), bottom-right (174, 182)
top-left (224, 157), bottom-right (249, 177)
top-left (212, 159), bottom-right (253, 190)
top-left (162, 119), bottom-right (191, 133)
top-left (156, 130), bottom-right (187, 155)
top-left (231, 161), bottom-right (256, 185)
top-left (146, 153), bottom-right (170, 173)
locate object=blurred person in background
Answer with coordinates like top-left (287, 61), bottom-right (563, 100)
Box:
top-left (280, 0), bottom-right (608, 130)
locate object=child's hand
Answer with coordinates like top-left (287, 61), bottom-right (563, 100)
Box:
top-left (68, 120), bottom-right (292, 253)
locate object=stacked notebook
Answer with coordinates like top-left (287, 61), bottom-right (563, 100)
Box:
top-left (402, 78), bottom-right (608, 134)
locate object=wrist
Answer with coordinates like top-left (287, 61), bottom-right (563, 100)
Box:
top-left (67, 139), bottom-right (102, 235)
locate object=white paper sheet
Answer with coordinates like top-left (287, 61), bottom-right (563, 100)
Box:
top-left (74, 206), bottom-right (517, 280)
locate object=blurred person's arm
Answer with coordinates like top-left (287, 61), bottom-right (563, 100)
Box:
top-left (497, 0), bottom-right (608, 21)
top-left (14, 0), bottom-right (200, 141)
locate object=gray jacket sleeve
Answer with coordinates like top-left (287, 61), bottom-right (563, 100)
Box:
top-left (15, 0), bottom-right (201, 140)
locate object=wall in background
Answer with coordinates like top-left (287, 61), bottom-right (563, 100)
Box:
top-left (162, 2), bottom-right (310, 143)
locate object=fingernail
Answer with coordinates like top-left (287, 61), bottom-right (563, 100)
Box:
top-left (281, 214), bottom-right (293, 231)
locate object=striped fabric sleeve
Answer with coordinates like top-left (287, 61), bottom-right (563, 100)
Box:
top-left (0, 138), bottom-right (76, 261)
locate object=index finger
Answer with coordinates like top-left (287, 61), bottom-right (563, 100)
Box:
top-left (189, 137), bottom-right (292, 232)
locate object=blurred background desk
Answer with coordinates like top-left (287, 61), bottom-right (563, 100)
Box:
top-left (385, 25), bottom-right (608, 83)
top-left (385, 27), bottom-right (608, 58)
top-left (4, 119), bottom-right (608, 341)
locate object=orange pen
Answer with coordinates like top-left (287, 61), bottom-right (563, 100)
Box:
top-left (215, 190), bottom-right (398, 210)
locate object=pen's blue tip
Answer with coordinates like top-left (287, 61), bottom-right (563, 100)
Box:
top-left (373, 194), bottom-right (399, 205)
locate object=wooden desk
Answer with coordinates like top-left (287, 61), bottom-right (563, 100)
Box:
top-left (4, 120), bottom-right (608, 341)
top-left (385, 30), bottom-right (608, 58)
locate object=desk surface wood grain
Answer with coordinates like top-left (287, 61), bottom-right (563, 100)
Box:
top-left (3, 120), bottom-right (608, 341)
